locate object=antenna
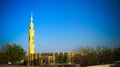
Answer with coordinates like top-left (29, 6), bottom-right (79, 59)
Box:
top-left (30, 12), bottom-right (33, 22)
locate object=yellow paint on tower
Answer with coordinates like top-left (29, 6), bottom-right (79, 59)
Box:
top-left (29, 12), bottom-right (35, 54)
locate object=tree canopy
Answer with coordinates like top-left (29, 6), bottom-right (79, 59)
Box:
top-left (0, 43), bottom-right (26, 64)
top-left (73, 45), bottom-right (120, 67)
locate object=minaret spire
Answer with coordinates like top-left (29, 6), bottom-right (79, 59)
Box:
top-left (30, 12), bottom-right (33, 22)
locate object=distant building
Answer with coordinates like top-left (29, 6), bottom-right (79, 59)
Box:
top-left (27, 13), bottom-right (76, 66)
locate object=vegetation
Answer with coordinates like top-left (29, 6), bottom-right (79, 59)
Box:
top-left (73, 45), bottom-right (120, 67)
top-left (0, 43), bottom-right (119, 66)
top-left (0, 43), bottom-right (26, 64)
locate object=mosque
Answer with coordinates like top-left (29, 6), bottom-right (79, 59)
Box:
top-left (27, 13), bottom-right (76, 66)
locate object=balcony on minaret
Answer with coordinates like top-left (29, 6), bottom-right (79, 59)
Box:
top-left (30, 22), bottom-right (34, 29)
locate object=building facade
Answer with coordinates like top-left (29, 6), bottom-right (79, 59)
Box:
top-left (28, 52), bottom-right (75, 66)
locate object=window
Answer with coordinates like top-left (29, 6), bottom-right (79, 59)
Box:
top-left (32, 36), bottom-right (34, 40)
top-left (29, 36), bottom-right (30, 40)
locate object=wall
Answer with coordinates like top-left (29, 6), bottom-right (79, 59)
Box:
top-left (87, 64), bottom-right (116, 67)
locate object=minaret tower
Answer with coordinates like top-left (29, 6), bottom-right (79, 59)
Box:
top-left (28, 12), bottom-right (35, 54)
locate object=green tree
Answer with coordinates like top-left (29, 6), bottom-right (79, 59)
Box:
top-left (87, 48), bottom-right (98, 65)
top-left (95, 45), bottom-right (114, 64)
top-left (74, 47), bottom-right (93, 67)
top-left (0, 43), bottom-right (26, 64)
top-left (113, 46), bottom-right (120, 61)
top-left (74, 45), bottom-right (115, 66)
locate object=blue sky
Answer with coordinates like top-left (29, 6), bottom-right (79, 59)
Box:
top-left (0, 0), bottom-right (120, 52)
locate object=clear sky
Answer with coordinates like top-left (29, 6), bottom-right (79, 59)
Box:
top-left (0, 0), bottom-right (120, 52)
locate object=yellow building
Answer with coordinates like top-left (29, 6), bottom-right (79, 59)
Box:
top-left (28, 12), bottom-right (35, 54)
top-left (28, 12), bottom-right (35, 66)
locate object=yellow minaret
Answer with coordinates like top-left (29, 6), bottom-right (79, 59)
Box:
top-left (28, 12), bottom-right (35, 54)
